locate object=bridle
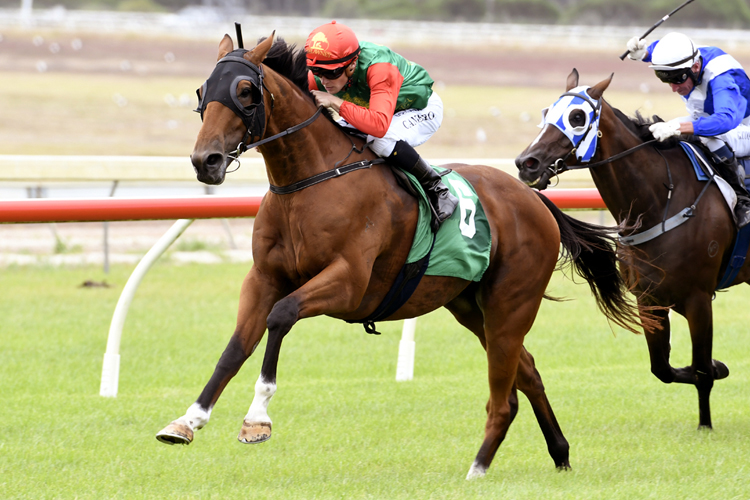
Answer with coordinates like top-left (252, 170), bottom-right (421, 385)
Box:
top-left (196, 49), bottom-right (375, 194)
top-left (536, 91), bottom-right (716, 247)
top-left (195, 49), bottom-right (329, 173)
top-left (542, 90), bottom-right (657, 185)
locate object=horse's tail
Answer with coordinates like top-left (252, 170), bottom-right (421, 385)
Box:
top-left (535, 191), bottom-right (658, 334)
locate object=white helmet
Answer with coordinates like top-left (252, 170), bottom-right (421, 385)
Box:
top-left (649, 32), bottom-right (699, 71)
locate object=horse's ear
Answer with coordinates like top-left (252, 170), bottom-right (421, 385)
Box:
top-left (218, 34), bottom-right (233, 61)
top-left (565, 68), bottom-right (579, 91)
top-left (245, 31), bottom-right (276, 65)
top-left (588, 73), bottom-right (614, 100)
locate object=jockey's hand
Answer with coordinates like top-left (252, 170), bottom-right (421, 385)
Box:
top-left (649, 120), bottom-right (682, 141)
top-left (311, 90), bottom-right (343, 112)
top-left (626, 36), bottom-right (647, 61)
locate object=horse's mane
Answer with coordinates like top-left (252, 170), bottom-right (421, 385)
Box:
top-left (260, 37), bottom-right (314, 100)
top-left (609, 103), bottom-right (687, 149)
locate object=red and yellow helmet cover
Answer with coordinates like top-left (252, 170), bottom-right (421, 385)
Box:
top-left (305, 20), bottom-right (361, 69)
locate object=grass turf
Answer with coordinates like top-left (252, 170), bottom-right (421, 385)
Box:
top-left (1, 262), bottom-right (749, 498)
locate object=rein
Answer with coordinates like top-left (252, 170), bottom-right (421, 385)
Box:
top-left (541, 92), bottom-right (715, 246)
top-left (235, 106), bottom-right (323, 155)
top-left (202, 53), bottom-right (379, 196)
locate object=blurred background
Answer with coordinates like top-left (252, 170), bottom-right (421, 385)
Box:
top-left (3, 0), bottom-right (750, 27)
top-left (1, 0), bottom-right (749, 264)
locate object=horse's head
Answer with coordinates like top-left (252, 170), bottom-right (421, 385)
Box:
top-left (516, 69), bottom-right (612, 190)
top-left (190, 33), bottom-right (275, 185)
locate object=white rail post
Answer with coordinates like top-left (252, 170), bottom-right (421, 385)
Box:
top-left (395, 318), bottom-right (417, 381)
top-left (99, 218), bottom-right (194, 397)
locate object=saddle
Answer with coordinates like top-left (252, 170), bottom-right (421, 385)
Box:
top-left (347, 165), bottom-right (492, 334)
top-left (681, 140), bottom-right (750, 290)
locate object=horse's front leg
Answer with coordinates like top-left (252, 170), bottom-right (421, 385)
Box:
top-left (156, 267), bottom-right (282, 445)
top-left (239, 257), bottom-right (371, 444)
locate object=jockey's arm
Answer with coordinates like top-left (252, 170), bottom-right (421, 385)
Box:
top-left (339, 62), bottom-right (404, 138)
top-left (693, 75), bottom-right (747, 137)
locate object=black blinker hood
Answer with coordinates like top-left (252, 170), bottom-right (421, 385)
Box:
top-left (196, 49), bottom-right (266, 143)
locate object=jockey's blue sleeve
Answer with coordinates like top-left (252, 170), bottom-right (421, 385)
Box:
top-left (693, 72), bottom-right (746, 136)
top-left (643, 41), bottom-right (657, 63)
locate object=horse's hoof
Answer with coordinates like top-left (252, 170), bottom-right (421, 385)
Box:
top-left (712, 359), bottom-right (729, 380)
top-left (556, 462), bottom-right (572, 471)
top-left (156, 420), bottom-right (193, 445)
top-left (238, 420), bottom-right (272, 444)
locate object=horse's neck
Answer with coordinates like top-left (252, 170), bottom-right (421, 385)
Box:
top-left (590, 107), bottom-right (671, 224)
top-left (258, 79), bottom-right (366, 188)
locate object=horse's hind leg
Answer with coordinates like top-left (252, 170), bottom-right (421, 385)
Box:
top-left (675, 294), bottom-right (719, 429)
top-left (516, 347), bottom-right (570, 469)
top-left (446, 295), bottom-right (569, 473)
top-left (643, 305), bottom-right (676, 384)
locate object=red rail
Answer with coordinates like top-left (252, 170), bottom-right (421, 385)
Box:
top-left (0, 189), bottom-right (604, 224)
top-left (0, 196), bottom-right (263, 223)
top-left (542, 188), bottom-right (607, 209)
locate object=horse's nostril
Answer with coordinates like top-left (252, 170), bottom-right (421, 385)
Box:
top-left (206, 153), bottom-right (224, 169)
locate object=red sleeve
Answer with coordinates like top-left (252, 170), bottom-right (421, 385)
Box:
top-left (339, 62), bottom-right (404, 138)
top-left (308, 71), bottom-right (319, 91)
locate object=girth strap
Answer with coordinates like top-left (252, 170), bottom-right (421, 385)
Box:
top-left (269, 158), bottom-right (385, 195)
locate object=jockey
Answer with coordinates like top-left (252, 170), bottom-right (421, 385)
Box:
top-left (626, 32), bottom-right (750, 228)
top-left (305, 20), bottom-right (458, 232)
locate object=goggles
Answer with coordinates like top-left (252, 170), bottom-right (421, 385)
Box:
top-left (655, 68), bottom-right (691, 85)
top-left (309, 65), bottom-right (347, 80)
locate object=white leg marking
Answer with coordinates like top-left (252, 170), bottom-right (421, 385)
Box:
top-left (244, 375), bottom-right (276, 424)
top-left (466, 461), bottom-right (487, 480)
top-left (180, 402), bottom-right (212, 431)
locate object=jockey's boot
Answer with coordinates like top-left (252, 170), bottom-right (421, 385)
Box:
top-left (388, 140), bottom-right (458, 232)
top-left (712, 145), bottom-right (750, 228)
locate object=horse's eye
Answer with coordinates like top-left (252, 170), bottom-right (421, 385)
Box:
top-left (239, 87), bottom-right (252, 99)
top-left (570, 110), bottom-right (586, 127)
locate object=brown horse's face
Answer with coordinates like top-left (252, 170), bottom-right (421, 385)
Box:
top-left (516, 68), bottom-right (612, 190)
top-left (515, 120), bottom-right (574, 191)
top-left (191, 100), bottom-right (247, 185)
top-left (190, 34), bottom-right (275, 185)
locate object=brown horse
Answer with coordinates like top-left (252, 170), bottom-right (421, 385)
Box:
top-left (516, 69), bottom-right (741, 430)
top-left (155, 36), bottom-right (644, 479)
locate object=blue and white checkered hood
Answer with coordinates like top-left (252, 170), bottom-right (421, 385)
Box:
top-left (540, 85), bottom-right (601, 163)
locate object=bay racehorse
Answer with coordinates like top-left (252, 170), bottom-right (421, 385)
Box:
top-left (516, 69), bottom-right (741, 430)
top-left (155, 36), bottom-right (647, 479)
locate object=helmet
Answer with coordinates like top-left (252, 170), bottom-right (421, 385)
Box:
top-left (305, 21), bottom-right (360, 69)
top-left (649, 32), bottom-right (699, 71)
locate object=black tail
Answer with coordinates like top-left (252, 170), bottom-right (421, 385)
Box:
top-left (535, 191), bottom-right (657, 334)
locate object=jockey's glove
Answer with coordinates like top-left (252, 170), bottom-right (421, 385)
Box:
top-left (626, 36), bottom-right (648, 61)
top-left (649, 120), bottom-right (682, 142)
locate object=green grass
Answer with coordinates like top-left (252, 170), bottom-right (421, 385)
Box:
top-left (1, 262), bottom-right (749, 498)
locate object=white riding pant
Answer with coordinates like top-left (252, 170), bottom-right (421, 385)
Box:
top-left (335, 92), bottom-right (443, 157)
top-left (674, 115), bottom-right (750, 157)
